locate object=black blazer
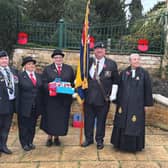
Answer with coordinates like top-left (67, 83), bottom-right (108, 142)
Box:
top-left (0, 67), bottom-right (19, 114)
top-left (18, 71), bottom-right (43, 117)
top-left (85, 57), bottom-right (119, 105)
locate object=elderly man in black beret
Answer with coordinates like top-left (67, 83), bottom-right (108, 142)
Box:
top-left (81, 42), bottom-right (119, 150)
top-left (40, 49), bottom-right (75, 147)
top-left (0, 50), bottom-right (19, 154)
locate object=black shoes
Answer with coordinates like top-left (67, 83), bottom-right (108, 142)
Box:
top-left (97, 142), bottom-right (104, 150)
top-left (23, 145), bottom-right (31, 151)
top-left (46, 139), bottom-right (53, 147)
top-left (0, 146), bottom-right (12, 154)
top-left (29, 144), bottom-right (36, 150)
top-left (46, 138), bottom-right (61, 147)
top-left (81, 140), bottom-right (104, 149)
top-left (23, 144), bottom-right (35, 151)
top-left (54, 138), bottom-right (61, 146)
top-left (81, 141), bottom-right (94, 147)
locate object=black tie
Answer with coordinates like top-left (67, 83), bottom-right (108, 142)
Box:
top-left (4, 68), bottom-right (13, 94)
top-left (93, 61), bottom-right (99, 79)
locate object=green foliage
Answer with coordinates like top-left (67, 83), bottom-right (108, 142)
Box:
top-left (94, 0), bottom-right (126, 23)
top-left (63, 0), bottom-right (100, 24)
top-left (0, 0), bottom-right (20, 57)
top-left (129, 0), bottom-right (143, 27)
top-left (23, 0), bottom-right (66, 22)
top-left (121, 2), bottom-right (165, 54)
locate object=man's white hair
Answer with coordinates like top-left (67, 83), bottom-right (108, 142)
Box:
top-left (129, 53), bottom-right (140, 61)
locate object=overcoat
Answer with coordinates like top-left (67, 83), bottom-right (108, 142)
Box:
top-left (40, 63), bottom-right (74, 136)
top-left (0, 68), bottom-right (19, 114)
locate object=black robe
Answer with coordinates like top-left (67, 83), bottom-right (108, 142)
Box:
top-left (40, 63), bottom-right (75, 136)
top-left (111, 66), bottom-right (153, 152)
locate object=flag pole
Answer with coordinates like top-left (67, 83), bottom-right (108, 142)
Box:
top-left (79, 103), bottom-right (84, 145)
top-left (74, 0), bottom-right (90, 145)
top-left (79, 0), bottom-right (90, 145)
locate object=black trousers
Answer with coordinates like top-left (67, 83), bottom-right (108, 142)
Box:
top-left (0, 100), bottom-right (14, 149)
top-left (18, 106), bottom-right (38, 147)
top-left (84, 102), bottom-right (110, 143)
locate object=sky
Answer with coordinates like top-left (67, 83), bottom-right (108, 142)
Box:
top-left (125, 0), bottom-right (165, 13)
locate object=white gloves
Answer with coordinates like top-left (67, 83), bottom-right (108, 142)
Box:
top-left (109, 84), bottom-right (118, 101)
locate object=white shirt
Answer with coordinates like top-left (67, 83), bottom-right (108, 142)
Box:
top-left (89, 57), bottom-right (105, 79)
top-left (55, 64), bottom-right (62, 70)
top-left (26, 71), bottom-right (36, 80)
top-left (0, 66), bottom-right (15, 100)
top-left (131, 69), bottom-right (136, 78)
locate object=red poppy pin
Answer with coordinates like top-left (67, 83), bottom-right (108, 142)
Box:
top-left (126, 71), bottom-right (130, 76)
top-left (103, 64), bottom-right (107, 69)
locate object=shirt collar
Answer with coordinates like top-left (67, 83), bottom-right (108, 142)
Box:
top-left (0, 66), bottom-right (9, 70)
top-left (26, 71), bottom-right (35, 76)
top-left (55, 64), bottom-right (62, 69)
top-left (95, 57), bottom-right (105, 64)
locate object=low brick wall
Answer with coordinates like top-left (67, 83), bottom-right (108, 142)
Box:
top-left (12, 48), bottom-right (161, 74)
top-left (146, 94), bottom-right (168, 130)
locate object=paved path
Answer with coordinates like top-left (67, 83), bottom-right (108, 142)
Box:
top-left (0, 125), bottom-right (168, 168)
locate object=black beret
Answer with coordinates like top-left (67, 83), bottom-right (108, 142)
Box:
top-left (94, 41), bottom-right (105, 49)
top-left (51, 49), bottom-right (64, 58)
top-left (0, 50), bottom-right (8, 57)
top-left (22, 56), bottom-right (36, 67)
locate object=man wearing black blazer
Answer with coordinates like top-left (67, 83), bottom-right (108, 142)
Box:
top-left (18, 56), bottom-right (43, 151)
top-left (81, 42), bottom-right (119, 150)
top-left (0, 50), bottom-right (19, 154)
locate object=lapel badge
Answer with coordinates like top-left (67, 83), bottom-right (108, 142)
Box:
top-left (132, 115), bottom-right (137, 122)
top-left (136, 76), bottom-right (140, 80)
top-left (103, 64), bottom-right (107, 69)
top-left (118, 107), bottom-right (122, 114)
top-left (126, 71), bottom-right (130, 76)
top-left (14, 75), bottom-right (19, 84)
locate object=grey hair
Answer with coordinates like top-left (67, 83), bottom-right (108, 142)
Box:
top-left (129, 53), bottom-right (140, 61)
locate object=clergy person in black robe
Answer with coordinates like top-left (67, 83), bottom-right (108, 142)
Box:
top-left (40, 49), bottom-right (75, 147)
top-left (111, 53), bottom-right (153, 152)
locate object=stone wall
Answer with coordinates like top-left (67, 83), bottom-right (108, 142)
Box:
top-left (12, 48), bottom-right (168, 129)
top-left (146, 94), bottom-right (168, 130)
top-left (12, 48), bottom-right (161, 74)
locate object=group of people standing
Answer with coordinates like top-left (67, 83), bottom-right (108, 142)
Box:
top-left (0, 41), bottom-right (153, 156)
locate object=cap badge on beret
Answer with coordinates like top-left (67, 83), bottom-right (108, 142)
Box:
top-left (94, 41), bottom-right (105, 49)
